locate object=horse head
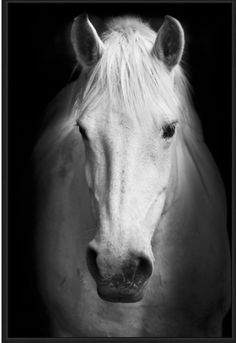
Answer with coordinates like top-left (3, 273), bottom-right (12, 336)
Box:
top-left (71, 14), bottom-right (185, 302)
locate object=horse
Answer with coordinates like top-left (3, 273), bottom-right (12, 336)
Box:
top-left (34, 14), bottom-right (231, 337)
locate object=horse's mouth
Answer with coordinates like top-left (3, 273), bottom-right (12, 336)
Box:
top-left (97, 284), bottom-right (144, 303)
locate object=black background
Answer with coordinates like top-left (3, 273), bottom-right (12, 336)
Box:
top-left (7, 2), bottom-right (232, 337)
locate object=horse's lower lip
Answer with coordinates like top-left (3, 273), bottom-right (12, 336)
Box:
top-left (97, 286), bottom-right (144, 303)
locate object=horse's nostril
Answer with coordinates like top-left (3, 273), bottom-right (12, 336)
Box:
top-left (86, 247), bottom-right (100, 280)
top-left (135, 256), bottom-right (153, 282)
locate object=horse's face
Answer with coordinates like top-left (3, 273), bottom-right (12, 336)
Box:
top-left (81, 107), bottom-right (177, 301)
top-left (72, 14), bottom-right (184, 302)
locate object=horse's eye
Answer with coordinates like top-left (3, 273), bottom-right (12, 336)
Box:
top-left (162, 122), bottom-right (176, 139)
top-left (77, 123), bottom-right (88, 141)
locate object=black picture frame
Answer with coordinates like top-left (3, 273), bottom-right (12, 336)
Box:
top-left (2, 0), bottom-right (235, 341)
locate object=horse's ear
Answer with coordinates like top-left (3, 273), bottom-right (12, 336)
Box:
top-left (71, 13), bottom-right (104, 68)
top-left (152, 16), bottom-right (185, 71)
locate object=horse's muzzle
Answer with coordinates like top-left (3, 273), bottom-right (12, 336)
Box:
top-left (86, 247), bottom-right (153, 302)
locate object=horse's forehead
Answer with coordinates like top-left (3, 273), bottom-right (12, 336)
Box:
top-left (79, 74), bottom-right (179, 130)
top-left (84, 103), bottom-right (178, 132)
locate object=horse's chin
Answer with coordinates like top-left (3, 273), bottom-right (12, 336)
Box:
top-left (97, 286), bottom-right (144, 303)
